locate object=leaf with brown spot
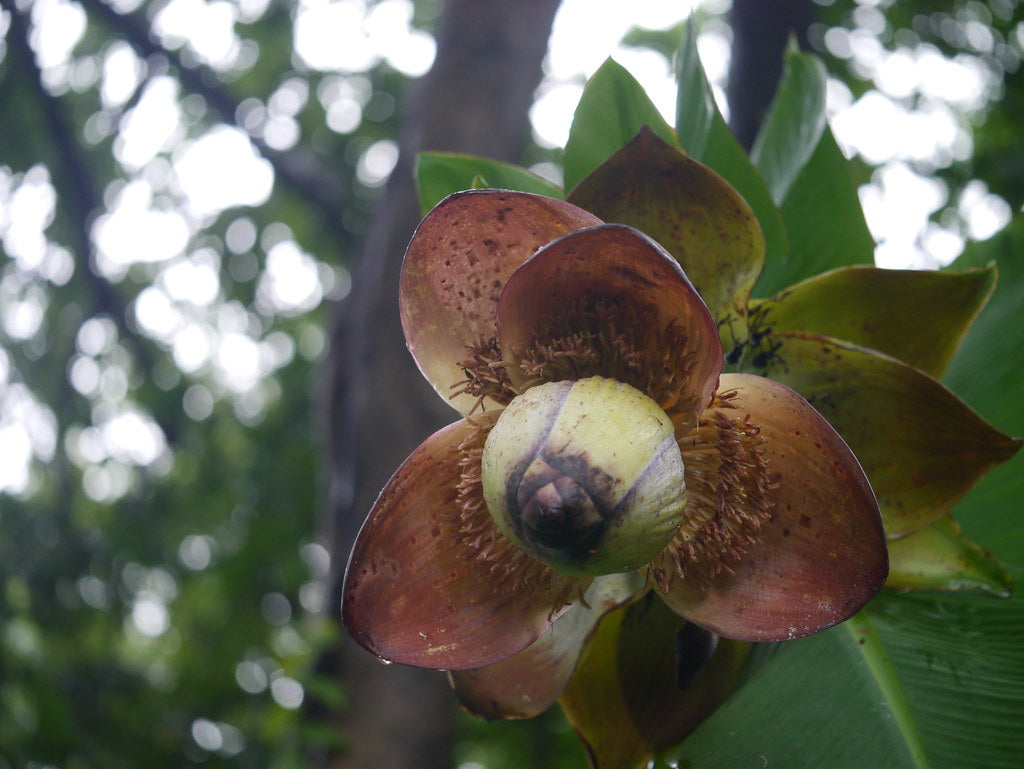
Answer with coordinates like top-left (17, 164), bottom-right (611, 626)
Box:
top-left (754, 264), bottom-right (996, 378)
top-left (568, 127), bottom-right (764, 354)
top-left (761, 333), bottom-right (1022, 537)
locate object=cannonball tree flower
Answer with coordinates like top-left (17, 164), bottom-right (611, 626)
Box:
top-left (341, 188), bottom-right (888, 682)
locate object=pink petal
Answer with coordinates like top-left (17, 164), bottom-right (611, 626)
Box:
top-left (495, 224), bottom-right (723, 433)
top-left (342, 415), bottom-right (579, 669)
top-left (660, 373), bottom-right (887, 641)
top-left (400, 190), bottom-right (602, 414)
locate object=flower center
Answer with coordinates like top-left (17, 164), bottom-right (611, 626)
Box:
top-left (480, 377), bottom-right (688, 577)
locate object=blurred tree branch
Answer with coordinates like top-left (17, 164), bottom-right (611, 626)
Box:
top-left (80, 0), bottom-right (349, 238)
top-left (1, 0), bottom-right (177, 444)
top-left (317, 0), bottom-right (563, 767)
top-left (727, 0), bottom-right (812, 149)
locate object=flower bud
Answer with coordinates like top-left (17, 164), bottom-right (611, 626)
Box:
top-left (481, 376), bottom-right (687, 577)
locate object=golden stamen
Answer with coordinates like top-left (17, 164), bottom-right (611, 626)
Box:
top-left (651, 389), bottom-right (775, 592)
top-left (438, 419), bottom-right (578, 609)
top-left (511, 298), bottom-right (701, 426)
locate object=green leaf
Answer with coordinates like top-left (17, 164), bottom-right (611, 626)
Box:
top-left (760, 333), bottom-right (1020, 538)
top-left (415, 152), bottom-right (564, 214)
top-left (944, 217), bottom-right (1024, 564)
top-left (566, 127), bottom-right (763, 354)
top-left (674, 19), bottom-right (716, 162)
top-left (869, 590), bottom-right (1024, 769)
top-left (886, 514), bottom-right (1012, 595)
top-left (563, 59), bottom-right (680, 193)
top-left (674, 589), bottom-right (1024, 769)
top-left (753, 264), bottom-right (996, 378)
top-left (671, 611), bottom-right (927, 769)
top-left (675, 19), bottom-right (788, 293)
top-left (750, 52), bottom-right (828, 205)
top-left (754, 127), bottom-right (875, 297)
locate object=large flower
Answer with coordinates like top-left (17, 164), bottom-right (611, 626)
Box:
top-left (342, 188), bottom-right (888, 679)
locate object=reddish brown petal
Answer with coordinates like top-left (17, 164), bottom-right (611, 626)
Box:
top-left (496, 224), bottom-right (723, 433)
top-left (449, 573), bottom-right (642, 719)
top-left (399, 190), bottom-right (602, 414)
top-left (660, 373), bottom-right (887, 641)
top-left (342, 415), bottom-right (578, 669)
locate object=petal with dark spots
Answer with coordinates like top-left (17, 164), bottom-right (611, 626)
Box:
top-left (568, 126), bottom-right (764, 354)
top-left (660, 373), bottom-right (888, 641)
top-left (342, 415), bottom-right (578, 669)
top-left (400, 190), bottom-right (602, 414)
top-left (496, 224), bottom-right (723, 434)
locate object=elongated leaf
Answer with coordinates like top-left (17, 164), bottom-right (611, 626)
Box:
top-left (675, 20), bottom-right (787, 295)
top-left (869, 590), bottom-right (1024, 769)
top-left (750, 52), bottom-right (828, 205)
top-left (563, 59), bottom-right (680, 192)
top-left (754, 265), bottom-right (996, 378)
top-left (761, 333), bottom-right (1020, 537)
top-left (674, 18), bottom-right (717, 161)
top-left (673, 589), bottom-right (1024, 769)
top-left (415, 152), bottom-right (564, 214)
top-left (670, 611), bottom-right (927, 768)
top-left (944, 217), bottom-right (1024, 564)
top-left (755, 125), bottom-right (875, 297)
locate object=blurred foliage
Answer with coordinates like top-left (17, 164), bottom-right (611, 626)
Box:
top-left (810, 0), bottom-right (1024, 252)
top-left (0, 0), bottom-right (424, 764)
top-left (1, 0), bottom-right (1023, 768)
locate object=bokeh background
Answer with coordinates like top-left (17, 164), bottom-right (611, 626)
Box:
top-left (1, 0), bottom-right (1022, 767)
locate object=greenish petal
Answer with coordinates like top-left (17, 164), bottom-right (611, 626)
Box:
top-left (753, 264), bottom-right (997, 378)
top-left (885, 514), bottom-right (1012, 596)
top-left (675, 19), bottom-right (788, 285)
top-left (563, 59), bottom-right (681, 192)
top-left (566, 127), bottom-right (764, 354)
top-left (559, 594), bottom-right (748, 769)
top-left (761, 333), bottom-right (1021, 537)
top-left (449, 574), bottom-right (642, 720)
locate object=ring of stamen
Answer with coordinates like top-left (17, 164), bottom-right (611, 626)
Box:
top-left (651, 390), bottom-right (775, 592)
top-left (439, 418), bottom-right (579, 609)
top-left (510, 298), bottom-right (702, 428)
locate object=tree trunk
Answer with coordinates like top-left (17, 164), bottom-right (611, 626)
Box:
top-left (727, 0), bottom-right (813, 150)
top-left (316, 2), bottom-right (564, 767)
